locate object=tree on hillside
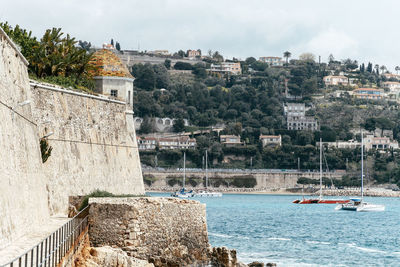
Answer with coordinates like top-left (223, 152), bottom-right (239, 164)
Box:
top-left (177, 50), bottom-right (185, 58)
top-left (328, 54), bottom-right (335, 63)
top-left (78, 40), bottom-right (91, 51)
top-left (115, 42), bottom-right (121, 51)
top-left (173, 118), bottom-right (185, 132)
top-left (174, 61), bottom-right (193, 70)
top-left (396, 66), bottom-right (400, 74)
top-left (380, 65), bottom-right (386, 74)
top-left (245, 57), bottom-right (257, 65)
top-left (366, 62), bottom-right (373, 73)
top-left (283, 51), bottom-right (291, 64)
top-left (164, 59), bottom-right (171, 69)
top-left (111, 38), bottom-right (114, 46)
top-left (299, 53), bottom-right (316, 63)
top-left (212, 51), bottom-right (224, 62)
top-left (132, 63), bottom-right (156, 90)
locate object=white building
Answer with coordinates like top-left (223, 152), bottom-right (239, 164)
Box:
top-left (220, 135), bottom-right (242, 146)
top-left (323, 75), bottom-right (349, 86)
top-left (259, 57), bottom-right (284, 66)
top-left (209, 62), bottom-right (241, 75)
top-left (260, 135), bottom-right (282, 147)
top-left (364, 135), bottom-right (399, 151)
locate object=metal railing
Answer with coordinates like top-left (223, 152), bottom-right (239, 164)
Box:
top-left (1, 206), bottom-right (89, 267)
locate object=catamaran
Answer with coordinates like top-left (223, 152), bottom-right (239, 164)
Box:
top-left (293, 138), bottom-right (349, 204)
top-left (336, 131), bottom-right (385, 212)
top-left (171, 151), bottom-right (194, 198)
top-left (194, 150), bottom-right (222, 197)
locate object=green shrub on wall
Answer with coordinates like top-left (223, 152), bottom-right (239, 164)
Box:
top-left (40, 138), bottom-right (52, 163)
top-left (231, 175), bottom-right (257, 188)
top-left (143, 174), bottom-right (157, 186)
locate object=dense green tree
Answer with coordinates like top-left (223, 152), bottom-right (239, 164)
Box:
top-left (132, 63), bottom-right (156, 90)
top-left (174, 61), bottom-right (193, 70)
top-left (173, 118), bottom-right (186, 132)
top-left (164, 59), bottom-right (171, 69)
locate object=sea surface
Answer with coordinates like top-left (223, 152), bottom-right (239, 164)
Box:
top-left (148, 193), bottom-right (400, 267)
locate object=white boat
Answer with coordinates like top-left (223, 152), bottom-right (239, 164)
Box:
top-left (336, 131), bottom-right (385, 212)
top-left (195, 190), bottom-right (223, 197)
top-left (171, 152), bottom-right (194, 198)
top-left (336, 198), bottom-right (385, 212)
top-left (194, 150), bottom-right (222, 198)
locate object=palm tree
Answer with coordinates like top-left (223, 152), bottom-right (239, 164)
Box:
top-left (380, 65), bottom-right (386, 74)
top-left (395, 66), bottom-right (400, 74)
top-left (283, 51), bottom-right (291, 65)
top-left (375, 64), bottom-right (379, 74)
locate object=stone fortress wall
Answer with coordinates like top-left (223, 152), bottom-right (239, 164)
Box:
top-left (30, 82), bottom-right (145, 215)
top-left (0, 28), bottom-right (145, 248)
top-left (0, 27), bottom-right (49, 249)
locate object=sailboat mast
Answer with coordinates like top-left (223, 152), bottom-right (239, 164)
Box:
top-left (183, 151), bottom-right (186, 188)
top-left (320, 138), bottom-right (322, 199)
top-left (361, 130), bottom-right (364, 200)
top-left (205, 150), bottom-right (208, 188)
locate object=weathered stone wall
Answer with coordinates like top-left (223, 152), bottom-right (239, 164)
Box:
top-left (30, 83), bottom-right (145, 215)
top-left (88, 197), bottom-right (210, 266)
top-left (143, 169), bottom-right (343, 189)
top-left (0, 28), bottom-right (49, 249)
top-left (0, 26), bottom-right (144, 249)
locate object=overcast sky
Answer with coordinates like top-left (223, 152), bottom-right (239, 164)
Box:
top-left (2, 0), bottom-right (400, 70)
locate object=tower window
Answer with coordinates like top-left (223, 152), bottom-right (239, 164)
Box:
top-left (111, 90), bottom-right (118, 97)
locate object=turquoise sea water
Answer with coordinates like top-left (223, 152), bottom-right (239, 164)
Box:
top-left (149, 193), bottom-right (400, 266)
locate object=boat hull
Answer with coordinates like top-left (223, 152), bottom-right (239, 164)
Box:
top-left (293, 198), bottom-right (349, 204)
top-left (336, 202), bottom-right (385, 212)
top-left (318, 199), bottom-right (349, 204)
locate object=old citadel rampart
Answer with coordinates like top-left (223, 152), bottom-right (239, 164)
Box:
top-left (0, 27), bottom-right (144, 249)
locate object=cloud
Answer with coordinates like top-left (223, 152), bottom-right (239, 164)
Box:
top-left (304, 28), bottom-right (359, 61)
top-left (1, 0), bottom-right (400, 70)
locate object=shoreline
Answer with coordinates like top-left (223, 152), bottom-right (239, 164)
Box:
top-left (146, 188), bottom-right (400, 197)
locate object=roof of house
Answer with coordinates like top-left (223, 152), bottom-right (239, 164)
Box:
top-left (88, 49), bottom-right (133, 78)
top-left (259, 135), bottom-right (281, 139)
top-left (354, 88), bottom-right (382, 92)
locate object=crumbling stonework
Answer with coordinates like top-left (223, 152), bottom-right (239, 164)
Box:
top-left (88, 197), bottom-right (210, 266)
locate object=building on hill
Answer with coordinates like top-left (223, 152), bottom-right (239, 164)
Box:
top-left (88, 49), bottom-right (134, 106)
top-left (259, 135), bottom-right (282, 147)
top-left (284, 103), bottom-right (318, 131)
top-left (102, 43), bottom-right (115, 50)
top-left (220, 135), bottom-right (242, 146)
top-left (364, 135), bottom-right (399, 151)
top-left (134, 117), bottom-right (189, 132)
top-left (187, 49), bottom-right (201, 58)
top-left (208, 62), bottom-right (241, 75)
top-left (284, 103), bottom-right (306, 117)
top-left (259, 56), bottom-right (284, 66)
top-left (137, 135), bottom-right (196, 150)
top-left (352, 88), bottom-right (384, 100)
top-left (382, 81), bottom-right (400, 91)
top-left (382, 73), bottom-right (400, 80)
top-left (323, 75), bottom-right (349, 86)
top-left (382, 82), bottom-right (400, 100)
top-left (317, 140), bottom-right (361, 149)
